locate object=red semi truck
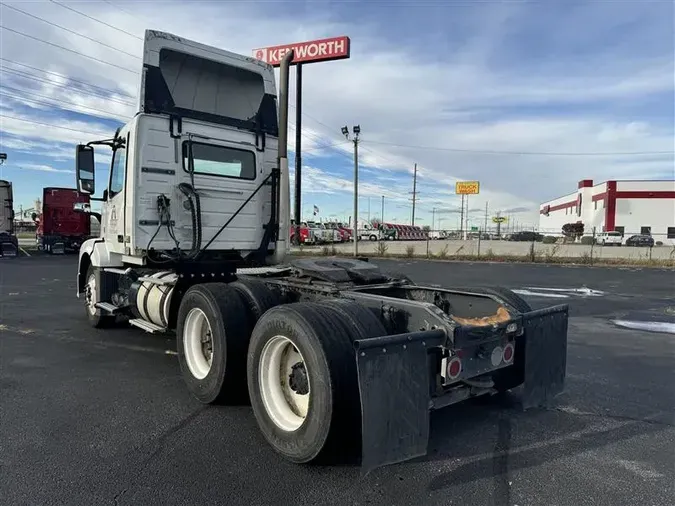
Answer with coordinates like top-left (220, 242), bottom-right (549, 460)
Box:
top-left (35, 187), bottom-right (91, 254)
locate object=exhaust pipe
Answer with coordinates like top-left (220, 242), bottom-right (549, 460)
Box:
top-left (273, 49), bottom-right (294, 265)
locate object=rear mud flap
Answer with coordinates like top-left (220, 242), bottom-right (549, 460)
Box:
top-left (521, 304), bottom-right (569, 409)
top-left (354, 330), bottom-right (445, 474)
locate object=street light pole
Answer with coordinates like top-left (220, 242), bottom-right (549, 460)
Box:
top-left (342, 125), bottom-right (360, 257)
top-left (381, 195), bottom-right (385, 223)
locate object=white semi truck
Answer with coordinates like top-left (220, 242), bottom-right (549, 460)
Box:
top-left (0, 179), bottom-right (18, 257)
top-left (74, 29), bottom-right (569, 471)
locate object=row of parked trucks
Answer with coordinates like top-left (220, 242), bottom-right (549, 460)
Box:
top-left (291, 220), bottom-right (430, 245)
top-left (0, 182), bottom-right (92, 256)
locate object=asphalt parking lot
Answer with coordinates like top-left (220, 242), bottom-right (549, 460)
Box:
top-left (1, 256), bottom-right (674, 506)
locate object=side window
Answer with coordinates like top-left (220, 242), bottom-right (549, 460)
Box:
top-left (182, 142), bottom-right (255, 180)
top-left (109, 145), bottom-right (126, 196)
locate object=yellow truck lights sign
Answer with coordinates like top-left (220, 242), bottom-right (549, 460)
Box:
top-left (455, 181), bottom-right (480, 195)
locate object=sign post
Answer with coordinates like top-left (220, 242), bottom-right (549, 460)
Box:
top-left (492, 215), bottom-right (508, 238)
top-left (455, 181), bottom-right (480, 240)
top-left (253, 37), bottom-right (351, 244)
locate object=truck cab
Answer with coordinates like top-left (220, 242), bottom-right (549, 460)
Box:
top-left (75, 29), bottom-right (287, 285)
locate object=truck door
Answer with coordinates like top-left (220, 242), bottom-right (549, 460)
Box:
top-left (103, 136), bottom-right (127, 254)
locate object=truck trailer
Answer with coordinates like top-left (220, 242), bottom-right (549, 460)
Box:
top-left (36, 187), bottom-right (91, 254)
top-left (73, 29), bottom-right (568, 472)
top-left (0, 179), bottom-right (18, 257)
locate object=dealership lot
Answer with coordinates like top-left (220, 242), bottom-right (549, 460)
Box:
top-left (1, 256), bottom-right (673, 506)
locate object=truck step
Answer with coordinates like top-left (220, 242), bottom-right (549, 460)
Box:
top-left (128, 318), bottom-right (167, 334)
top-left (103, 267), bottom-right (133, 275)
top-left (95, 302), bottom-right (126, 314)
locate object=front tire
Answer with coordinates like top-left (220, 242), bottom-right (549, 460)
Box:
top-left (247, 302), bottom-right (382, 464)
top-left (84, 266), bottom-right (115, 328)
top-left (176, 283), bottom-right (252, 404)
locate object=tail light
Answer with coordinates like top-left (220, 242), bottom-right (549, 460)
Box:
top-left (446, 356), bottom-right (462, 380)
top-left (503, 342), bottom-right (514, 363)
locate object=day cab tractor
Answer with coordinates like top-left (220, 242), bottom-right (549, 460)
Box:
top-left (73, 29), bottom-right (569, 472)
top-left (35, 187), bottom-right (91, 254)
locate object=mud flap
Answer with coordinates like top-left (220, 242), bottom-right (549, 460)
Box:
top-left (521, 304), bottom-right (569, 409)
top-left (354, 329), bottom-right (445, 474)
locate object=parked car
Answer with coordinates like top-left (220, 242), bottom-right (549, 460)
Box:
top-left (596, 231), bottom-right (623, 246)
top-left (624, 234), bottom-right (654, 247)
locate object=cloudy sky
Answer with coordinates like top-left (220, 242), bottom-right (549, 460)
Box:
top-left (0, 0), bottom-right (673, 229)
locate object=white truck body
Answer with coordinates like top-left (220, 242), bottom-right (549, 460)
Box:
top-left (78, 30), bottom-right (285, 270)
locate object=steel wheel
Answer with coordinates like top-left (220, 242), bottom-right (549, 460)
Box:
top-left (183, 307), bottom-right (215, 380)
top-left (85, 272), bottom-right (98, 315)
top-left (259, 335), bottom-right (310, 432)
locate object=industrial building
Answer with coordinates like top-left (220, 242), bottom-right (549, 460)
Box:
top-left (539, 179), bottom-right (675, 244)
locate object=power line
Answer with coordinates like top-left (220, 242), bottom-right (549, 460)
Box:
top-left (48, 0), bottom-right (143, 41)
top-left (365, 140), bottom-right (674, 157)
top-left (0, 3), bottom-right (141, 60)
top-left (1, 66), bottom-right (136, 107)
top-left (1, 114), bottom-right (117, 137)
top-left (0, 26), bottom-right (139, 74)
top-left (0, 88), bottom-right (130, 121)
top-left (0, 57), bottom-right (135, 99)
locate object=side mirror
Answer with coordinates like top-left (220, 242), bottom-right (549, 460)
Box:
top-left (76, 144), bottom-right (95, 195)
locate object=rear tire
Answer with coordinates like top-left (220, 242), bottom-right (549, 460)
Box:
top-left (230, 277), bottom-right (280, 323)
top-left (176, 283), bottom-right (252, 404)
top-left (247, 302), bottom-right (382, 464)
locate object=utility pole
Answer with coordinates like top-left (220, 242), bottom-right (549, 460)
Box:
top-left (484, 201), bottom-right (488, 236)
top-left (432, 207), bottom-right (436, 231)
top-left (381, 195), bottom-right (385, 223)
top-left (459, 194), bottom-right (465, 239)
top-left (464, 195), bottom-right (470, 240)
top-left (410, 163), bottom-right (418, 226)
top-left (342, 125), bottom-right (360, 256)
top-left (368, 197), bottom-right (371, 222)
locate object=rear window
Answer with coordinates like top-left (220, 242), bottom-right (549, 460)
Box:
top-left (182, 142), bottom-right (256, 180)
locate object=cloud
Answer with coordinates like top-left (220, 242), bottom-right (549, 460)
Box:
top-left (12, 163), bottom-right (72, 174)
top-left (0, 0), bottom-right (671, 224)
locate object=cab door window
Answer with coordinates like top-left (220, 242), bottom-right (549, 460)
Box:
top-left (109, 144), bottom-right (126, 197)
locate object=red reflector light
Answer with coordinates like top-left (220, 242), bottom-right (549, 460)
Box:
top-left (447, 357), bottom-right (462, 379)
top-left (503, 343), bottom-right (514, 363)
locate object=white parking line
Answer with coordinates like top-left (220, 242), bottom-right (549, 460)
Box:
top-left (612, 320), bottom-right (675, 335)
